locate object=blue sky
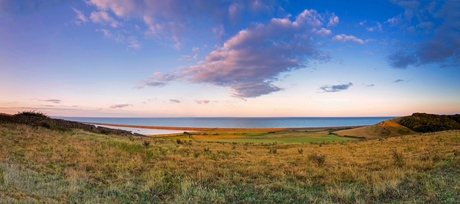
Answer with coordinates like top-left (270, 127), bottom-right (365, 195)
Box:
top-left (0, 0), bottom-right (459, 117)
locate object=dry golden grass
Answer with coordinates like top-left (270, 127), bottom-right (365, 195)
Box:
top-left (335, 119), bottom-right (417, 139)
top-left (1, 123), bottom-right (459, 203)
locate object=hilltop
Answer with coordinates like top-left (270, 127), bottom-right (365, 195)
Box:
top-left (335, 113), bottom-right (460, 139)
top-left (335, 119), bottom-right (416, 139)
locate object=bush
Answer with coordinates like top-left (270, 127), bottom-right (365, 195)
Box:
top-left (143, 140), bottom-right (150, 147)
top-left (269, 148), bottom-right (277, 154)
top-left (392, 150), bottom-right (404, 167)
top-left (15, 110), bottom-right (49, 118)
top-left (308, 153), bottom-right (326, 167)
top-left (298, 148), bottom-right (303, 154)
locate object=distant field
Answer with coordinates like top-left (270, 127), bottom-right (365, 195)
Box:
top-left (156, 129), bottom-right (358, 143)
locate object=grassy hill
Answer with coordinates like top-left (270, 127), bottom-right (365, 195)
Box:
top-left (398, 113), bottom-right (460, 132)
top-left (335, 119), bottom-right (416, 139)
top-left (1, 122), bottom-right (460, 203)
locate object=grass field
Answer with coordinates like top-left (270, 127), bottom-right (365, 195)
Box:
top-left (1, 123), bottom-right (460, 203)
top-left (156, 129), bottom-right (358, 143)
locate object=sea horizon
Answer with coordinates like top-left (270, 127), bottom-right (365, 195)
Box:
top-left (56, 116), bottom-right (396, 129)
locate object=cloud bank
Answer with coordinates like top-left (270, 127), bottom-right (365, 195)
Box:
top-left (387, 1), bottom-right (460, 68)
top-left (146, 9), bottom-right (334, 98)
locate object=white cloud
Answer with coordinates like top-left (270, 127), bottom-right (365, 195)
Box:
top-left (313, 28), bottom-right (332, 37)
top-left (366, 22), bottom-right (382, 32)
top-left (71, 7), bottom-right (88, 25)
top-left (90, 10), bottom-right (121, 28)
top-left (327, 13), bottom-right (339, 26)
top-left (332, 34), bottom-right (365, 44)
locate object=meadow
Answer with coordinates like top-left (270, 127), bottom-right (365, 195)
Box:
top-left (1, 123), bottom-right (459, 203)
top-left (156, 128), bottom-right (358, 143)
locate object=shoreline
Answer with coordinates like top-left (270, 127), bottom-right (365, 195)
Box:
top-left (89, 122), bottom-right (364, 132)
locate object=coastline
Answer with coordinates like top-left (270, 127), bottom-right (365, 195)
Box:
top-left (89, 122), bottom-right (364, 132)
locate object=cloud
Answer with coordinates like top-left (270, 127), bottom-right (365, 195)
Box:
top-left (42, 99), bottom-right (61, 104)
top-left (327, 13), bottom-right (339, 26)
top-left (170, 99), bottom-right (180, 103)
top-left (387, 1), bottom-right (460, 68)
top-left (393, 79), bottom-right (405, 83)
top-left (90, 10), bottom-right (121, 28)
top-left (332, 34), bottom-right (365, 44)
top-left (195, 100), bottom-right (210, 104)
top-left (313, 28), bottom-right (332, 37)
top-left (386, 14), bottom-right (401, 27)
top-left (319, 82), bottom-right (353, 93)
top-left (85, 0), bottom-right (279, 45)
top-left (387, 51), bottom-right (417, 69)
top-left (71, 7), bottom-right (88, 25)
top-left (365, 84), bottom-right (375, 87)
top-left (366, 22), bottom-right (382, 32)
top-left (143, 9), bottom-right (331, 98)
top-left (137, 72), bottom-right (176, 88)
top-left (97, 29), bottom-right (140, 49)
top-left (109, 104), bottom-right (132, 108)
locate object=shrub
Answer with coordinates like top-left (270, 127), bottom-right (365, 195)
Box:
top-left (269, 148), bottom-right (277, 154)
top-left (392, 150), bottom-right (404, 167)
top-left (15, 110), bottom-right (49, 118)
top-left (308, 153), bottom-right (326, 167)
top-left (298, 148), bottom-right (303, 154)
top-left (143, 140), bottom-right (150, 147)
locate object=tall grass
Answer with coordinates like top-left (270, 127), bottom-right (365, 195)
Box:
top-left (0, 123), bottom-right (459, 203)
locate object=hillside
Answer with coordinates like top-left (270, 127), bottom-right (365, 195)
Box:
top-left (0, 112), bottom-right (139, 136)
top-left (335, 119), bottom-right (416, 139)
top-left (398, 113), bottom-right (460, 132)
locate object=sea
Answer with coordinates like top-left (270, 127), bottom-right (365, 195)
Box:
top-left (56, 117), bottom-right (394, 135)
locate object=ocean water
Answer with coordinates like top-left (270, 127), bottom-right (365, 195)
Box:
top-left (57, 117), bottom-right (394, 128)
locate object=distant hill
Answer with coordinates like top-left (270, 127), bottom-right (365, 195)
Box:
top-left (335, 119), bottom-right (416, 139)
top-left (398, 113), bottom-right (460, 133)
top-left (0, 112), bottom-right (141, 136)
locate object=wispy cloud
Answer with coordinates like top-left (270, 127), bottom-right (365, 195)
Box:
top-left (319, 82), bottom-right (353, 93)
top-left (170, 99), bottom-right (180, 103)
top-left (71, 7), bottom-right (88, 25)
top-left (332, 34), bottom-right (365, 44)
top-left (393, 79), bottom-right (405, 83)
top-left (327, 13), bottom-right (339, 26)
top-left (137, 72), bottom-right (177, 89)
top-left (97, 29), bottom-right (140, 49)
top-left (90, 10), bottom-right (121, 28)
top-left (42, 99), bottom-right (61, 104)
top-left (366, 22), bottom-right (382, 32)
top-left (109, 104), bottom-right (132, 109)
top-left (195, 100), bottom-right (210, 104)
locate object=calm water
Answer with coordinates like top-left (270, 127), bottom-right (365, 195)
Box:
top-left (57, 117), bottom-right (394, 128)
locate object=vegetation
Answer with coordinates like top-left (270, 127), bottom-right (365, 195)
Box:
top-left (158, 129), bottom-right (357, 143)
top-left (399, 113), bottom-right (460, 133)
top-left (14, 110), bottom-right (49, 118)
top-left (1, 123), bottom-right (459, 203)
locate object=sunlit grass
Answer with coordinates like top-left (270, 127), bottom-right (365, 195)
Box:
top-left (1, 123), bottom-right (459, 203)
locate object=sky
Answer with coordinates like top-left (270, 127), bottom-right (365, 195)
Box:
top-left (0, 0), bottom-right (459, 117)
